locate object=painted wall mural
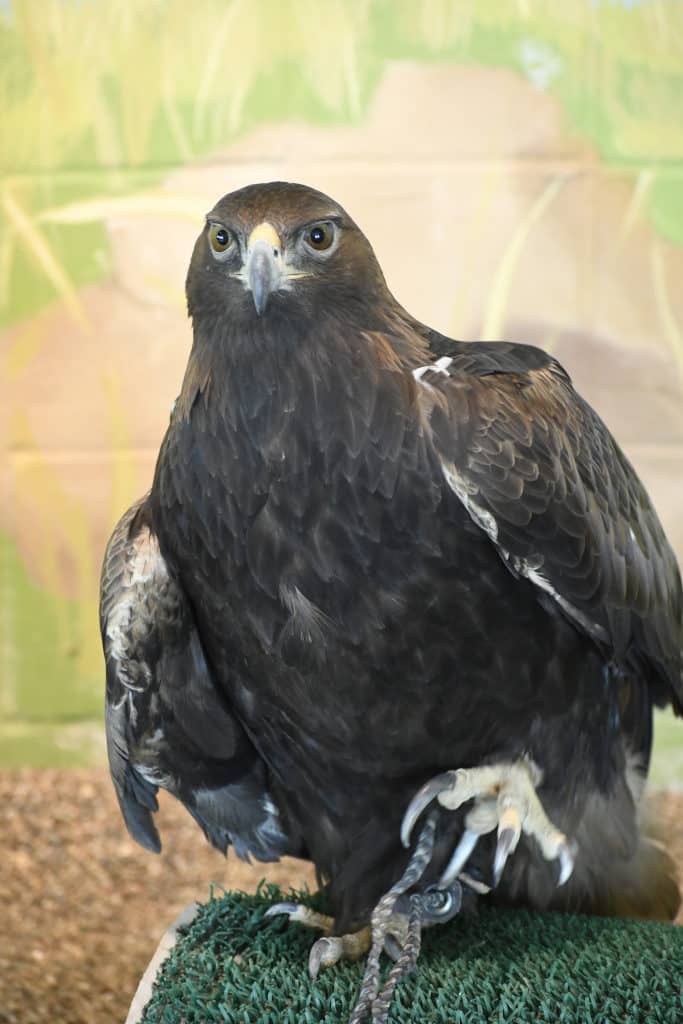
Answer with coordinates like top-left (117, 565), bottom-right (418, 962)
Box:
top-left (2, 0), bottom-right (683, 770)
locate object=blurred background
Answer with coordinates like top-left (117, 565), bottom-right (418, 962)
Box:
top-left (3, 3), bottom-right (683, 1021)
top-left (2, 0), bottom-right (682, 781)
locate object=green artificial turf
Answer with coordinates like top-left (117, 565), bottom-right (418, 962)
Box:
top-left (140, 884), bottom-right (683, 1024)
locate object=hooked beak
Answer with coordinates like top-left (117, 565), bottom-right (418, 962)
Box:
top-left (245, 222), bottom-right (283, 316)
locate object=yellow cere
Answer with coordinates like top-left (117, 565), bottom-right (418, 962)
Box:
top-left (247, 222), bottom-right (283, 253)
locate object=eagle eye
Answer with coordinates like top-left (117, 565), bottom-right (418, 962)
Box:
top-left (304, 222), bottom-right (335, 253)
top-left (208, 224), bottom-right (234, 257)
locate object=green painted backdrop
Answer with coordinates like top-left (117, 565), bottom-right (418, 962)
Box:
top-left (2, 0), bottom-right (683, 776)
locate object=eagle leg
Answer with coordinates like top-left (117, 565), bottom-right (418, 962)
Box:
top-left (401, 760), bottom-right (576, 889)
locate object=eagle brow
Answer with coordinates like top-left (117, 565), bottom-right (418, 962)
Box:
top-left (205, 215), bottom-right (233, 229)
top-left (299, 215), bottom-right (344, 230)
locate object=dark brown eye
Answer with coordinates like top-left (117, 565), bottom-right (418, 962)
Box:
top-left (209, 224), bottom-right (234, 255)
top-left (305, 222), bottom-right (335, 252)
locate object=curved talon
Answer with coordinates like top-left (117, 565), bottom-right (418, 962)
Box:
top-left (439, 828), bottom-right (479, 887)
top-left (493, 826), bottom-right (518, 886)
top-left (401, 771), bottom-right (456, 847)
top-left (264, 901), bottom-right (300, 919)
top-left (558, 841), bottom-right (576, 886)
top-left (309, 936), bottom-right (337, 980)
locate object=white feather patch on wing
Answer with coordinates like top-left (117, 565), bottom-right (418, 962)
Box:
top-left (442, 461), bottom-right (499, 543)
top-left (261, 795), bottom-right (279, 817)
top-left (440, 460), bottom-right (607, 641)
top-left (413, 356), bottom-right (453, 383)
top-left (106, 527), bottom-right (168, 682)
top-left (525, 567), bottom-right (607, 641)
top-left (134, 763), bottom-right (170, 788)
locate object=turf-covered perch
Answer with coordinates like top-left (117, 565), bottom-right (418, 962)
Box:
top-left (138, 885), bottom-right (683, 1024)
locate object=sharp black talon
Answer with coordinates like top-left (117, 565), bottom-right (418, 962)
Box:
top-left (401, 771), bottom-right (457, 847)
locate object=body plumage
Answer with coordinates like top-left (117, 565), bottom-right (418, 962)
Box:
top-left (102, 183), bottom-right (681, 962)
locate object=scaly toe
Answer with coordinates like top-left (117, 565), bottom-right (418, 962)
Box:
top-left (403, 760), bottom-right (578, 897)
top-left (264, 902), bottom-right (334, 933)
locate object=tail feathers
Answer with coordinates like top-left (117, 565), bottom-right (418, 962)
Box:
top-left (555, 789), bottom-right (681, 923)
top-left (563, 758), bottom-right (680, 922)
top-left (182, 782), bottom-right (292, 864)
top-left (184, 805), bottom-right (281, 863)
top-left (184, 804), bottom-right (232, 856)
top-left (583, 833), bottom-right (680, 922)
top-left (572, 769), bottom-right (681, 923)
top-left (118, 769), bottom-right (162, 854)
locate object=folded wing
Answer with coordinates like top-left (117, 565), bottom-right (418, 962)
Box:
top-left (100, 496), bottom-right (296, 861)
top-left (413, 342), bottom-right (683, 712)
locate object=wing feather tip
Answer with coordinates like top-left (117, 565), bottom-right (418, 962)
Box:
top-left (120, 797), bottom-right (162, 854)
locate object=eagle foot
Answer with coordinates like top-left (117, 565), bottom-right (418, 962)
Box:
top-left (264, 903), bottom-right (371, 978)
top-left (266, 813), bottom-right (463, 1024)
top-left (401, 760), bottom-right (576, 888)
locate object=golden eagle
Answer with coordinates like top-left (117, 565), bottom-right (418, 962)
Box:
top-left (101, 182), bottom-right (681, 1022)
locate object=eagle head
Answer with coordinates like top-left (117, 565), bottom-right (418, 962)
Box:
top-left (185, 182), bottom-right (389, 328)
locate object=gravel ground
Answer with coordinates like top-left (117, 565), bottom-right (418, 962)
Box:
top-left (1, 770), bottom-right (681, 1024)
top-left (0, 769), bottom-right (315, 1024)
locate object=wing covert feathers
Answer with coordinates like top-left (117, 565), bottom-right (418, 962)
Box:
top-left (412, 345), bottom-right (683, 710)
